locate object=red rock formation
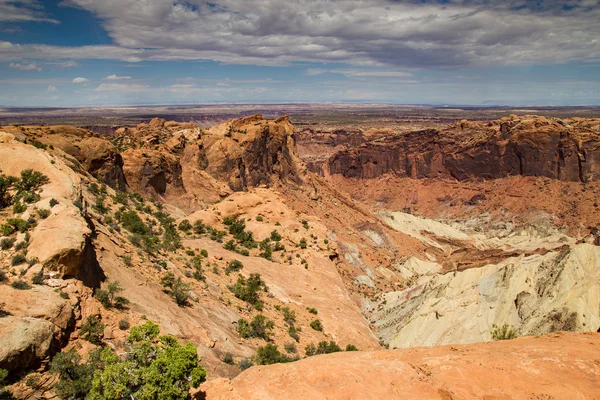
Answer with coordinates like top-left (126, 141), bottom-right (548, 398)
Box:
top-left (324, 116), bottom-right (600, 182)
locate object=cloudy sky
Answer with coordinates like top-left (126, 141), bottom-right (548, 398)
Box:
top-left (1, 0), bottom-right (599, 106)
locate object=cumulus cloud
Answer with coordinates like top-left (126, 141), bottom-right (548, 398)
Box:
top-left (105, 74), bottom-right (132, 80)
top-left (0, 0), bottom-right (59, 23)
top-left (51, 0), bottom-right (600, 69)
top-left (47, 85), bottom-right (57, 92)
top-left (58, 61), bottom-right (78, 68)
top-left (0, 1), bottom-right (599, 70)
top-left (305, 68), bottom-right (413, 78)
top-left (9, 62), bottom-right (41, 72)
top-left (72, 77), bottom-right (89, 83)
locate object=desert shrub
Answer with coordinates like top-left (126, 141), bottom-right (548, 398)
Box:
top-left (92, 197), bottom-right (108, 213)
top-left (310, 319), bottom-right (323, 332)
top-left (192, 220), bottom-right (206, 234)
top-left (254, 344), bottom-right (294, 365)
top-left (89, 183), bottom-right (100, 195)
top-left (113, 191), bottom-right (128, 205)
top-left (305, 341), bottom-right (342, 356)
top-left (36, 208), bottom-right (51, 219)
top-left (162, 273), bottom-right (193, 306)
top-left (200, 249), bottom-right (208, 258)
top-left (270, 230), bottom-right (282, 241)
top-left (120, 211), bottom-right (148, 235)
top-left (226, 259), bottom-right (244, 275)
top-left (301, 220), bottom-right (309, 230)
top-left (237, 315), bottom-right (274, 340)
top-left (1, 218), bottom-right (29, 235)
top-left (230, 273), bottom-right (267, 308)
top-left (162, 224), bottom-right (182, 251)
top-left (11, 280), bottom-right (31, 290)
top-left (14, 241), bottom-right (27, 251)
top-left (56, 322), bottom-right (206, 400)
top-left (12, 201), bottom-right (26, 213)
top-left (118, 319), bottom-right (130, 330)
top-left (80, 315), bottom-right (105, 344)
top-left (18, 169), bottom-right (49, 193)
top-left (299, 238), bottom-right (307, 249)
top-left (0, 238), bottom-right (16, 250)
top-left (0, 173), bottom-right (18, 209)
top-left (308, 307), bottom-right (318, 315)
top-left (222, 352), bottom-right (234, 365)
top-left (95, 281), bottom-right (128, 309)
top-left (284, 342), bottom-right (297, 354)
top-left (0, 269), bottom-right (7, 282)
top-left (288, 325), bottom-right (300, 342)
top-left (345, 344), bottom-right (359, 351)
top-left (491, 323), bottom-right (517, 341)
top-left (238, 358), bottom-right (253, 371)
top-left (122, 254), bottom-right (132, 266)
top-left (51, 348), bottom-right (102, 400)
top-left (259, 240), bottom-right (273, 260)
top-left (178, 219), bottom-right (192, 232)
top-left (281, 307), bottom-right (296, 326)
top-left (59, 291), bottom-right (69, 299)
top-left (256, 215), bottom-right (263, 222)
top-left (49, 198), bottom-right (59, 207)
top-left (11, 254), bottom-right (27, 266)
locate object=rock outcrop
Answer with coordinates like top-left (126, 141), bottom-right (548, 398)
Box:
top-left (201, 332), bottom-right (600, 400)
top-left (323, 116), bottom-right (600, 182)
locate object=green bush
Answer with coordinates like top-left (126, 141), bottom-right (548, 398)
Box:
top-left (200, 249), bottom-right (208, 258)
top-left (254, 344), bottom-right (294, 365)
top-left (120, 210), bottom-right (148, 235)
top-left (305, 341), bottom-right (342, 356)
top-left (80, 315), bottom-right (105, 344)
top-left (284, 342), bottom-right (297, 354)
top-left (230, 273), bottom-right (267, 308)
top-left (259, 240), bottom-right (273, 260)
top-left (193, 220), bottom-right (206, 234)
top-left (281, 307), bottom-right (296, 326)
top-left (222, 352), bottom-right (234, 365)
top-left (299, 238), bottom-right (307, 249)
top-left (178, 219), bottom-right (192, 232)
top-left (226, 259), bottom-right (244, 275)
top-left (18, 169), bottom-right (49, 193)
top-left (95, 281), bottom-right (129, 309)
top-left (36, 208), bottom-right (51, 219)
top-left (49, 198), bottom-right (59, 207)
top-left (310, 319), bottom-right (323, 332)
top-left (12, 200), bottom-right (26, 213)
top-left (113, 191), bottom-right (128, 205)
top-left (238, 358), bottom-right (253, 371)
top-left (51, 348), bottom-right (102, 400)
top-left (270, 230), bottom-right (282, 241)
top-left (308, 307), bottom-right (318, 315)
top-left (11, 280), bottom-right (31, 290)
top-left (118, 319), bottom-right (130, 330)
top-left (11, 254), bottom-right (27, 266)
top-left (237, 315), bottom-right (275, 340)
top-left (288, 325), bottom-right (300, 342)
top-left (490, 323), bottom-right (518, 341)
top-left (345, 344), bottom-right (359, 351)
top-left (162, 273), bottom-right (193, 306)
top-left (0, 173), bottom-right (18, 209)
top-left (0, 238), bottom-right (16, 250)
top-left (1, 218), bottom-right (29, 235)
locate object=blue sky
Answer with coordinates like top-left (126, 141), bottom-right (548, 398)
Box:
top-left (1, 0), bottom-right (599, 106)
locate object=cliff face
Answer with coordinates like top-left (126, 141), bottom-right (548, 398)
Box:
top-left (113, 115), bottom-right (301, 203)
top-left (324, 116), bottom-right (600, 182)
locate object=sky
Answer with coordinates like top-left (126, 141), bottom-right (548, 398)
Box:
top-left (0, 0), bottom-right (599, 107)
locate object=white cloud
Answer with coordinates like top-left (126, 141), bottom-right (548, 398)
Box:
top-left (305, 68), bottom-right (413, 78)
top-left (58, 61), bottom-right (78, 68)
top-left (105, 74), bottom-right (132, 80)
top-left (9, 62), bottom-right (41, 72)
top-left (47, 85), bottom-right (57, 92)
top-left (94, 83), bottom-right (148, 92)
top-left (0, 0), bottom-right (59, 23)
top-left (0, 1), bottom-right (599, 68)
top-left (72, 77), bottom-right (89, 83)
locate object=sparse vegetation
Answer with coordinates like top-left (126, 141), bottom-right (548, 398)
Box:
top-left (36, 208), bottom-right (51, 219)
top-left (95, 281), bottom-right (129, 309)
top-left (226, 259), bottom-right (244, 274)
top-left (0, 238), bottom-right (16, 250)
top-left (80, 315), bottom-right (105, 344)
top-left (230, 273), bottom-right (268, 309)
top-left (305, 340), bottom-right (342, 356)
top-left (310, 319), bottom-right (323, 331)
top-left (11, 254), bottom-right (27, 266)
top-left (161, 272), bottom-right (193, 306)
top-left (491, 323), bottom-right (518, 341)
top-left (237, 315), bottom-right (275, 340)
top-left (118, 319), bottom-right (130, 330)
top-left (254, 344), bottom-right (295, 365)
top-left (11, 280), bottom-right (31, 290)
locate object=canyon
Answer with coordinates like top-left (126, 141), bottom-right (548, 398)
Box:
top-left (0, 113), bottom-right (599, 399)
